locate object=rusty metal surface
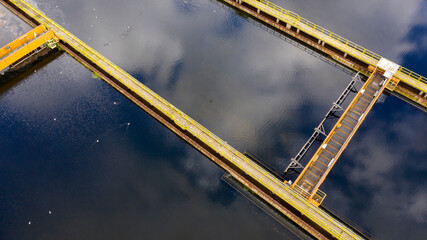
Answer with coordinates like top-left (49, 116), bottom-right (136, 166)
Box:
top-left (0, 1), bottom-right (368, 239)
top-left (219, 0), bottom-right (427, 112)
top-left (60, 40), bottom-right (330, 240)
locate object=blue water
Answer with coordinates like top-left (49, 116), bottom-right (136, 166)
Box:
top-left (0, 0), bottom-right (426, 239)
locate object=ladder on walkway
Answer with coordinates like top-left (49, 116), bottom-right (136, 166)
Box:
top-left (291, 69), bottom-right (392, 206)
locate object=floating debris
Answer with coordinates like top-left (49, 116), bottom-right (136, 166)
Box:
top-left (121, 26), bottom-right (132, 38)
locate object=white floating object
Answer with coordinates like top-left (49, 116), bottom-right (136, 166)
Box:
top-left (49, 211), bottom-right (52, 214)
top-left (96, 140), bottom-right (99, 143)
top-left (127, 123), bottom-right (130, 126)
top-left (28, 221), bottom-right (31, 225)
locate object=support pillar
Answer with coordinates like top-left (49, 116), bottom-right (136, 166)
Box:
top-left (286, 23), bottom-right (291, 29)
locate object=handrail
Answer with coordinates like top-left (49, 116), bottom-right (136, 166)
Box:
top-left (0, 29), bottom-right (57, 72)
top-left (242, 0), bottom-right (427, 91)
top-left (10, 1), bottom-right (364, 238)
top-left (0, 25), bottom-right (46, 59)
top-left (246, 0), bottom-right (381, 63)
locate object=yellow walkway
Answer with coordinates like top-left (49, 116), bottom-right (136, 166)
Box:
top-left (229, 0), bottom-right (426, 95)
top-left (0, 25), bottom-right (58, 72)
top-left (2, 0), bottom-right (367, 239)
top-left (291, 70), bottom-right (392, 206)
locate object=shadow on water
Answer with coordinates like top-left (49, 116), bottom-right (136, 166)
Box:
top-left (222, 172), bottom-right (314, 240)
top-left (0, 0), bottom-right (426, 239)
top-left (211, 0), bottom-right (356, 76)
top-left (0, 49), bottom-right (63, 95)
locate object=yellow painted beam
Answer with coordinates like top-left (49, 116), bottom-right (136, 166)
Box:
top-left (242, 0), bottom-right (427, 93)
top-left (0, 25), bottom-right (46, 59)
top-left (291, 70), bottom-right (392, 206)
top-left (2, 1), bottom-right (367, 239)
top-left (0, 30), bottom-right (58, 71)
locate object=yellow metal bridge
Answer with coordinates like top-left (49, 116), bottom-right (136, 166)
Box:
top-left (291, 69), bottom-right (392, 206)
top-left (0, 24), bottom-right (58, 72)
top-left (1, 0), bottom-right (426, 239)
top-left (241, 0), bottom-right (426, 94)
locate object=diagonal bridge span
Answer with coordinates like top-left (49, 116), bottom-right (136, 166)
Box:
top-left (219, 0), bottom-right (427, 111)
top-left (291, 69), bottom-right (392, 206)
top-left (0, 0), bottom-right (369, 239)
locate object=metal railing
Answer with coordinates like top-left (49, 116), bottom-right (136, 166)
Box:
top-left (12, 1), bottom-right (364, 238)
top-left (0, 25), bottom-right (46, 59)
top-left (395, 67), bottom-right (427, 90)
top-left (291, 182), bottom-right (326, 206)
top-left (245, 0), bottom-right (381, 63)
top-left (240, 0), bottom-right (427, 91)
top-left (293, 70), bottom-right (392, 206)
top-left (312, 189), bottom-right (327, 205)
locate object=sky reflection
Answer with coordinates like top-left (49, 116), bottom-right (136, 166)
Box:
top-left (0, 0), bottom-right (426, 239)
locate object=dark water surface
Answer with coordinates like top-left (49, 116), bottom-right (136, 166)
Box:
top-left (0, 0), bottom-right (426, 239)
